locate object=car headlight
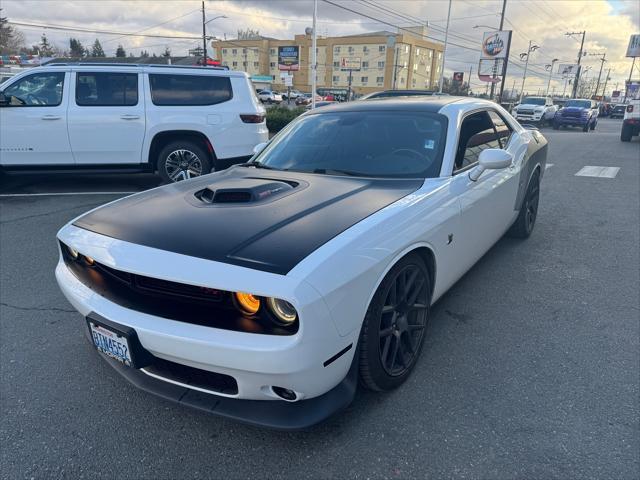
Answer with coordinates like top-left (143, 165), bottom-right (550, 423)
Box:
top-left (233, 292), bottom-right (261, 315)
top-left (266, 297), bottom-right (297, 325)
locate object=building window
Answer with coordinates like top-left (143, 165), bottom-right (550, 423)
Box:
top-left (363, 46), bottom-right (369, 53)
top-left (405, 45), bottom-right (409, 53)
top-left (242, 48), bottom-right (247, 54)
top-left (400, 77), bottom-right (405, 85)
top-left (412, 78), bottom-right (417, 87)
top-left (333, 61), bottom-right (340, 67)
top-left (232, 49), bottom-right (237, 55)
top-left (270, 62), bottom-right (276, 68)
top-left (270, 48), bottom-right (276, 55)
top-left (361, 76), bottom-right (368, 83)
top-left (376, 76), bottom-right (384, 84)
top-left (334, 46), bottom-right (340, 53)
top-left (253, 62), bottom-right (259, 67)
top-left (232, 61), bottom-right (238, 67)
top-left (222, 49), bottom-right (227, 54)
top-left (416, 48), bottom-right (420, 55)
top-left (333, 75), bottom-right (340, 82)
top-left (377, 61), bottom-right (385, 69)
top-left (242, 61), bottom-right (247, 67)
top-left (272, 75), bottom-right (276, 80)
top-left (429, 50), bottom-right (433, 58)
top-left (348, 46), bottom-right (354, 53)
top-left (378, 45), bottom-right (385, 52)
top-left (362, 61), bottom-right (369, 69)
top-left (413, 63), bottom-right (418, 71)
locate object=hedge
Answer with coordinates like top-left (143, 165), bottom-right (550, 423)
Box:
top-left (266, 106), bottom-right (306, 133)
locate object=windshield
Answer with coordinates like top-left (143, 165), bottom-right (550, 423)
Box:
top-left (521, 97), bottom-right (545, 105)
top-left (253, 111), bottom-right (447, 178)
top-left (566, 100), bottom-right (591, 108)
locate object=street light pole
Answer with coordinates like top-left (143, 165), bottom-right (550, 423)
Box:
top-left (311, 0), bottom-right (317, 109)
top-left (589, 52), bottom-right (606, 98)
top-left (519, 41), bottom-right (538, 102)
top-left (202, 1), bottom-right (207, 66)
top-left (490, 0), bottom-right (507, 100)
top-left (438, 0), bottom-right (452, 94)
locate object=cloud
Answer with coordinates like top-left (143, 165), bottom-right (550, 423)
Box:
top-left (2, 0), bottom-right (637, 91)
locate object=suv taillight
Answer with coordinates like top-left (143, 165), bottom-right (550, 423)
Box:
top-left (627, 105), bottom-right (634, 113)
top-left (240, 114), bottom-right (265, 123)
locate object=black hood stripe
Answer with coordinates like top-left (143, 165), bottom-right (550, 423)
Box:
top-left (73, 168), bottom-right (422, 274)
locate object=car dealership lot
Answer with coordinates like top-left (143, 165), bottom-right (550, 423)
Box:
top-left (1, 119), bottom-right (638, 478)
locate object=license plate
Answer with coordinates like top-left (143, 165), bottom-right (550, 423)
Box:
top-left (88, 321), bottom-right (132, 366)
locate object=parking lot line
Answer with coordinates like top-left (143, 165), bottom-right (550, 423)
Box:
top-left (574, 166), bottom-right (620, 178)
top-left (0, 191), bottom-right (136, 198)
top-left (545, 163), bottom-right (554, 169)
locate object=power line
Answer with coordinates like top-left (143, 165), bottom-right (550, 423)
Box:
top-left (102, 8), bottom-right (201, 45)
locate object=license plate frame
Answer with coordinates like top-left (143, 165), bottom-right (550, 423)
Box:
top-left (86, 315), bottom-right (152, 369)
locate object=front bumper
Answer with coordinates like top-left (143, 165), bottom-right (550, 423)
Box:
top-left (554, 116), bottom-right (589, 126)
top-left (56, 225), bottom-right (360, 425)
top-left (514, 113), bottom-right (544, 122)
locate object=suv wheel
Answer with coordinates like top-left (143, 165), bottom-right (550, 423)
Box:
top-left (157, 140), bottom-right (211, 183)
top-left (621, 124), bottom-right (633, 142)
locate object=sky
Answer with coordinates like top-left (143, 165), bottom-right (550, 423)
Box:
top-left (3, 0), bottom-right (639, 94)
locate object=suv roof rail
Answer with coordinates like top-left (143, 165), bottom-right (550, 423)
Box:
top-left (43, 62), bottom-right (229, 71)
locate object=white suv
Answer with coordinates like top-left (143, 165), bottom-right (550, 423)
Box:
top-left (0, 63), bottom-right (268, 182)
top-left (512, 96), bottom-right (558, 125)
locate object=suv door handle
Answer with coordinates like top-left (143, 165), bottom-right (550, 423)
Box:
top-left (120, 114), bottom-right (140, 120)
top-left (41, 115), bottom-right (61, 120)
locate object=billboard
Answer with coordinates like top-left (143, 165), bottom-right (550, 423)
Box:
top-left (558, 63), bottom-right (578, 76)
top-left (453, 71), bottom-right (464, 82)
top-left (481, 31), bottom-right (511, 60)
top-left (626, 34), bottom-right (640, 58)
top-left (340, 57), bottom-right (362, 71)
top-left (278, 46), bottom-right (299, 71)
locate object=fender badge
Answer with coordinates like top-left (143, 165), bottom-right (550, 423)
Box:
top-left (447, 234), bottom-right (453, 245)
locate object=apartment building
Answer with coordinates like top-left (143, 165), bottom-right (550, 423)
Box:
top-left (212, 27), bottom-right (444, 95)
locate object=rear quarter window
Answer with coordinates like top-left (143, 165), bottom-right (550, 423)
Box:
top-left (149, 74), bottom-right (232, 106)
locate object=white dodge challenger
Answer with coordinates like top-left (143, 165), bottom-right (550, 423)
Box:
top-left (56, 97), bottom-right (547, 429)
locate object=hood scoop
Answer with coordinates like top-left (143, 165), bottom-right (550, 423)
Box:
top-left (194, 177), bottom-right (296, 205)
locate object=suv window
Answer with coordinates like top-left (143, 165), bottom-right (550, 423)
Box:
top-left (2, 72), bottom-right (64, 106)
top-left (488, 110), bottom-right (513, 148)
top-left (149, 74), bottom-right (232, 106)
top-left (76, 72), bottom-right (138, 106)
top-left (454, 111), bottom-right (501, 172)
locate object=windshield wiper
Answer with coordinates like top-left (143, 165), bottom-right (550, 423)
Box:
top-left (312, 168), bottom-right (363, 176)
top-left (237, 162), bottom-right (281, 170)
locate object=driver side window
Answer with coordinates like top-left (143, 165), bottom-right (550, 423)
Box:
top-left (454, 111), bottom-right (501, 173)
top-left (2, 72), bottom-right (65, 107)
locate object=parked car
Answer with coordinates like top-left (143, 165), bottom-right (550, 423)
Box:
top-left (296, 93), bottom-right (323, 105)
top-left (511, 97), bottom-right (558, 125)
top-left (282, 89), bottom-right (302, 100)
top-left (620, 100), bottom-right (640, 142)
top-left (257, 89), bottom-right (283, 104)
top-left (305, 100), bottom-right (336, 110)
top-left (552, 98), bottom-right (599, 132)
top-left (610, 104), bottom-right (627, 119)
top-left (360, 89), bottom-right (442, 100)
top-left (0, 63), bottom-right (268, 182)
top-left (56, 97), bottom-right (547, 429)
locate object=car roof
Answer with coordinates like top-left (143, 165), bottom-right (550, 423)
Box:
top-left (306, 96), bottom-right (471, 114)
top-left (29, 63), bottom-right (247, 78)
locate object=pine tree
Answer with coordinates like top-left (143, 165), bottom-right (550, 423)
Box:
top-left (91, 39), bottom-right (105, 57)
top-left (69, 38), bottom-right (85, 57)
top-left (115, 44), bottom-right (126, 58)
top-left (161, 47), bottom-right (171, 58)
top-left (0, 11), bottom-right (25, 54)
top-left (38, 34), bottom-right (55, 57)
top-left (139, 50), bottom-right (149, 58)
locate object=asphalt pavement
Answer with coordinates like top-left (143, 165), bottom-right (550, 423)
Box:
top-left (1, 118), bottom-right (638, 479)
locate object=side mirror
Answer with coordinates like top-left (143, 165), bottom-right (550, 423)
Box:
top-left (252, 142), bottom-right (268, 155)
top-left (469, 149), bottom-right (513, 181)
top-left (0, 92), bottom-right (8, 106)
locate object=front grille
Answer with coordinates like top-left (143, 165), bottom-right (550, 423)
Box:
top-left (562, 111), bottom-right (583, 118)
top-left (144, 357), bottom-right (238, 395)
top-left (61, 242), bottom-right (297, 336)
top-left (518, 109), bottom-right (534, 115)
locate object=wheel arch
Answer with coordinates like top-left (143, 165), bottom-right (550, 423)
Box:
top-left (148, 130), bottom-right (216, 171)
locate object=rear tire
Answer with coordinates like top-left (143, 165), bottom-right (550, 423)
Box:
top-left (590, 120), bottom-right (596, 131)
top-left (552, 122), bottom-right (559, 130)
top-left (621, 124), bottom-right (632, 142)
top-left (157, 140), bottom-right (211, 184)
top-left (582, 123), bottom-right (589, 132)
top-left (507, 169), bottom-right (540, 239)
top-left (358, 253), bottom-right (431, 392)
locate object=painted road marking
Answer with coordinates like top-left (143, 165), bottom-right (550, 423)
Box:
top-left (0, 191), bottom-right (136, 198)
top-left (575, 166), bottom-right (620, 178)
top-left (546, 163), bottom-right (554, 169)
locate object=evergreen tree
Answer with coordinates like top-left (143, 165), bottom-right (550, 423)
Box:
top-left (38, 34), bottom-right (55, 57)
top-left (139, 50), bottom-right (150, 58)
top-left (69, 38), bottom-right (85, 57)
top-left (91, 39), bottom-right (105, 57)
top-left (0, 11), bottom-right (25, 54)
top-left (115, 44), bottom-right (126, 57)
top-left (161, 47), bottom-right (171, 58)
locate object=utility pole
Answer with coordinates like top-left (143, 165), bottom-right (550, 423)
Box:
top-left (566, 31), bottom-right (586, 98)
top-left (589, 52), bottom-right (606, 98)
top-left (438, 0), bottom-right (452, 93)
top-left (601, 67), bottom-right (611, 99)
top-left (545, 58), bottom-right (558, 97)
top-left (202, 1), bottom-right (207, 67)
top-left (491, 0), bottom-right (507, 100)
top-left (468, 65), bottom-right (473, 95)
top-left (311, 0), bottom-right (317, 109)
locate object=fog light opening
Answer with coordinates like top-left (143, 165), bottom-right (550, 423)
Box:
top-left (272, 386), bottom-right (297, 402)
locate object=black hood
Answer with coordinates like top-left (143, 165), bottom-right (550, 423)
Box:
top-left (74, 167), bottom-right (422, 274)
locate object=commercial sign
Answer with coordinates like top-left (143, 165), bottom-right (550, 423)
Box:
top-left (612, 90), bottom-right (620, 98)
top-left (278, 46), bottom-right (299, 71)
top-left (480, 31), bottom-right (511, 60)
top-left (558, 63), bottom-right (578, 76)
top-left (626, 34), bottom-right (640, 58)
top-left (453, 71), bottom-right (464, 82)
top-left (340, 57), bottom-right (362, 71)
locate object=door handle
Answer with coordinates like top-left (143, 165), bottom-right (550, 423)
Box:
top-left (120, 114), bottom-right (140, 120)
top-left (41, 115), bottom-right (61, 120)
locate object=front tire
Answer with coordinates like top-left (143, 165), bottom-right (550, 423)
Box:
top-left (358, 253), bottom-right (431, 391)
top-left (157, 140), bottom-right (211, 183)
top-left (508, 169), bottom-right (540, 239)
top-left (621, 124), bottom-right (633, 142)
top-left (590, 119), bottom-right (596, 131)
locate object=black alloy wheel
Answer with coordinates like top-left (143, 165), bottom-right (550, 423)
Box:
top-left (507, 169), bottom-right (540, 238)
top-left (359, 253), bottom-right (431, 391)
